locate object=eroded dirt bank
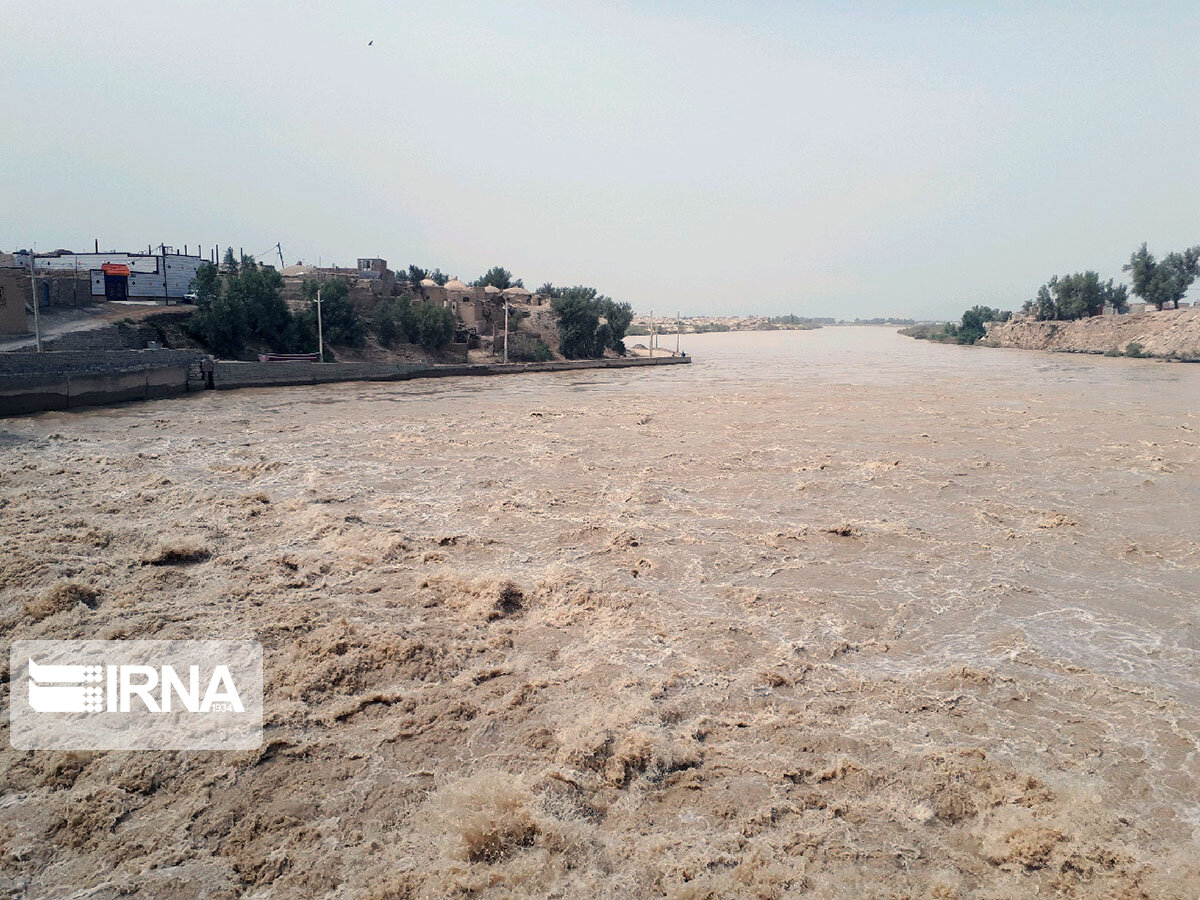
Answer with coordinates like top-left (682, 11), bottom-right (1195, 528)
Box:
top-left (983, 307), bottom-right (1200, 359)
top-left (1, 329), bottom-right (1198, 899)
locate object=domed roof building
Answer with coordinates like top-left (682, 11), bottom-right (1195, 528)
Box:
top-left (483, 284), bottom-right (501, 295)
top-left (444, 277), bottom-right (470, 292)
top-left (419, 277), bottom-right (438, 288)
top-left (502, 285), bottom-right (531, 298)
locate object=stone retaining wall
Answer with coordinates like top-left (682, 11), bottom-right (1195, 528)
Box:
top-left (0, 350), bottom-right (208, 416)
top-left (1, 354), bottom-right (690, 417)
top-left (0, 349), bottom-right (207, 377)
top-left (212, 355), bottom-right (690, 390)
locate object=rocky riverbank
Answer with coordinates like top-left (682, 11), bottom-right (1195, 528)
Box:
top-left (982, 306), bottom-right (1200, 359)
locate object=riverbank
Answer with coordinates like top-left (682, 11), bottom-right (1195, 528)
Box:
top-left (0, 353), bottom-right (690, 417)
top-left (981, 306), bottom-right (1200, 359)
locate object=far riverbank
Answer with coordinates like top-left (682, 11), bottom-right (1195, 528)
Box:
top-left (982, 307), bottom-right (1200, 360)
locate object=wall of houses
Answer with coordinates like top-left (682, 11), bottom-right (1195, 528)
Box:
top-left (0, 268), bottom-right (30, 334)
top-left (36, 272), bottom-right (93, 307)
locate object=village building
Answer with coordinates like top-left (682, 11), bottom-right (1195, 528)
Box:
top-left (12, 248), bottom-right (207, 303)
top-left (356, 258), bottom-right (389, 278)
top-left (411, 276), bottom-right (492, 331)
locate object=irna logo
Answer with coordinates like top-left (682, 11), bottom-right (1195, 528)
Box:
top-left (11, 640), bottom-right (263, 751)
top-left (27, 657), bottom-right (245, 714)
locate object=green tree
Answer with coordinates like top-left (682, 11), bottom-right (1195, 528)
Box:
top-left (412, 303), bottom-right (455, 348)
top-left (956, 305), bottom-right (1010, 343)
top-left (222, 247), bottom-right (239, 275)
top-left (189, 291), bottom-right (248, 358)
top-left (551, 287), bottom-right (634, 357)
top-left (600, 298), bottom-right (633, 354)
top-left (1022, 273), bottom-right (1127, 321)
top-left (301, 278), bottom-right (365, 346)
top-left (189, 262), bottom-right (222, 307)
top-left (228, 256), bottom-right (295, 350)
top-left (373, 296), bottom-right (418, 347)
top-left (405, 266), bottom-right (449, 287)
top-left (1123, 243), bottom-right (1200, 310)
top-left (535, 282), bottom-right (559, 298)
top-left (552, 295), bottom-right (601, 358)
top-left (472, 266), bottom-right (523, 290)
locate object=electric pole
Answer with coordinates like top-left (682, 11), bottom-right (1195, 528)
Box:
top-left (159, 244), bottom-right (170, 305)
top-left (314, 287), bottom-right (324, 361)
top-left (28, 250), bottom-right (42, 352)
top-left (503, 300), bottom-right (509, 364)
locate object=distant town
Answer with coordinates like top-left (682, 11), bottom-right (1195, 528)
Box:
top-left (629, 314), bottom-right (921, 335)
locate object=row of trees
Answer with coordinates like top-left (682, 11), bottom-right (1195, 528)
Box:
top-left (909, 241), bottom-right (1200, 348)
top-left (192, 254), bottom-right (634, 360)
top-left (372, 297), bottom-right (455, 348)
top-left (189, 250), bottom-right (453, 358)
top-left (403, 265), bottom-right (526, 290)
top-left (1023, 272), bottom-right (1127, 321)
top-left (189, 252), bottom-right (310, 358)
top-left (1023, 243), bottom-right (1199, 321)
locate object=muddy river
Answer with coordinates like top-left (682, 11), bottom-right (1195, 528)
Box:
top-left (2, 327), bottom-right (1198, 898)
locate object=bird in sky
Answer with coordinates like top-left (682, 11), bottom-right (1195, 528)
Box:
top-left (368, 40), bottom-right (373, 46)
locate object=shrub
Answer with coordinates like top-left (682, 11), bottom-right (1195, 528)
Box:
top-left (413, 303), bottom-right (455, 348)
top-left (507, 335), bottom-right (552, 362)
top-left (900, 307), bottom-right (1009, 345)
top-left (187, 291), bottom-right (248, 358)
top-left (373, 296), bottom-right (417, 347)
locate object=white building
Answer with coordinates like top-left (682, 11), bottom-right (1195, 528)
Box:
top-left (12, 249), bottom-right (207, 302)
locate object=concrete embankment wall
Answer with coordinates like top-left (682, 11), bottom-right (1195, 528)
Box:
top-left (1, 354), bottom-right (689, 417)
top-left (213, 355), bottom-right (689, 390)
top-left (983, 307), bottom-right (1200, 359)
top-left (0, 350), bottom-right (208, 416)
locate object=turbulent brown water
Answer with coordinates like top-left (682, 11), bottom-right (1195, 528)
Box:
top-left (2, 327), bottom-right (1198, 898)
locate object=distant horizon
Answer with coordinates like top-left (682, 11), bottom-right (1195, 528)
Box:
top-left (4, 2), bottom-right (1198, 319)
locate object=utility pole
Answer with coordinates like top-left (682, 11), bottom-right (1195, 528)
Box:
top-left (676, 310), bottom-right (680, 356)
top-left (314, 287), bottom-right (324, 361)
top-left (28, 250), bottom-right (42, 352)
top-left (159, 243), bottom-right (169, 305)
top-left (503, 300), bottom-right (509, 364)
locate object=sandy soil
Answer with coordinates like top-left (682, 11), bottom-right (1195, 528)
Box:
top-left (1, 329), bottom-right (1198, 898)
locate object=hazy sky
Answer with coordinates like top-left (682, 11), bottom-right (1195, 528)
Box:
top-left (3, 1), bottom-right (1198, 318)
